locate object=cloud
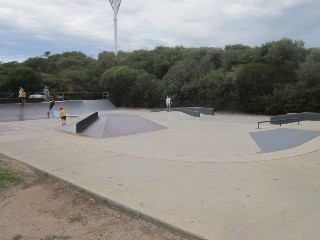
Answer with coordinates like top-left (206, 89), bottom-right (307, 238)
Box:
top-left (0, 0), bottom-right (319, 62)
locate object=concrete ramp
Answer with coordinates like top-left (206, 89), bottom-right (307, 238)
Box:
top-left (0, 99), bottom-right (116, 122)
top-left (83, 100), bottom-right (117, 112)
top-left (55, 100), bottom-right (86, 115)
top-left (61, 114), bottom-right (167, 138)
top-left (250, 128), bottom-right (320, 153)
top-left (54, 99), bottom-right (116, 115)
top-left (0, 103), bottom-right (49, 121)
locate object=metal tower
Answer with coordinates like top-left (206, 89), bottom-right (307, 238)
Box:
top-left (109, 0), bottom-right (122, 55)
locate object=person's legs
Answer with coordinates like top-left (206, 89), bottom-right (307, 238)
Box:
top-left (61, 116), bottom-right (66, 125)
top-left (48, 107), bottom-right (52, 117)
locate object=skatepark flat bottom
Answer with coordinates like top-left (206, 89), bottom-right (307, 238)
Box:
top-left (1, 109), bottom-right (320, 240)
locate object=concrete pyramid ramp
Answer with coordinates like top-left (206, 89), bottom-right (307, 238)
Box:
top-left (61, 114), bottom-right (167, 138)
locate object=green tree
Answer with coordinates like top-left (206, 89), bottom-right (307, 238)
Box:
top-left (222, 44), bottom-right (254, 71)
top-left (150, 46), bottom-right (188, 79)
top-left (98, 51), bottom-right (117, 70)
top-left (46, 51), bottom-right (92, 74)
top-left (43, 51), bottom-right (51, 58)
top-left (24, 57), bottom-right (48, 73)
top-left (100, 66), bottom-right (151, 106)
top-left (195, 69), bottom-right (228, 108)
top-left (163, 56), bottom-right (202, 105)
top-left (41, 73), bottom-right (63, 92)
top-left (58, 67), bottom-right (90, 92)
top-left (297, 51), bottom-right (320, 87)
top-left (233, 63), bottom-right (276, 112)
top-left (261, 38), bottom-right (307, 83)
top-left (117, 50), bottom-right (153, 74)
top-left (0, 62), bottom-right (20, 92)
top-left (129, 72), bottom-right (159, 108)
top-left (6, 66), bottom-right (42, 93)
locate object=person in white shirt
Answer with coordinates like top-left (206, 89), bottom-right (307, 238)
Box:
top-left (43, 86), bottom-right (49, 102)
top-left (165, 96), bottom-right (172, 112)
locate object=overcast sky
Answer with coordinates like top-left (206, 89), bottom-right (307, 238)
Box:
top-left (1, 0), bottom-right (319, 63)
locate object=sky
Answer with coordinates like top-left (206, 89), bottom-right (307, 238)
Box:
top-left (1, 0), bottom-right (319, 63)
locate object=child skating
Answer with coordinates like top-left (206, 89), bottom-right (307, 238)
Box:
top-left (59, 107), bottom-right (67, 125)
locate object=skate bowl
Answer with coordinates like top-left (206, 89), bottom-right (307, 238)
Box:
top-left (0, 99), bottom-right (116, 122)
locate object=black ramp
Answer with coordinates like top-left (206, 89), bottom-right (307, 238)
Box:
top-left (250, 128), bottom-right (320, 153)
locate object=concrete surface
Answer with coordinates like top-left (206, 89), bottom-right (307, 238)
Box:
top-left (1, 109), bottom-right (320, 240)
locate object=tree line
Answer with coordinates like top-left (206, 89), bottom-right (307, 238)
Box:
top-left (1, 38), bottom-right (320, 115)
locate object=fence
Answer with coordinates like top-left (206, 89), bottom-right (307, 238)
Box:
top-left (29, 92), bottom-right (109, 101)
top-left (257, 118), bottom-right (300, 129)
top-left (0, 92), bottom-right (109, 104)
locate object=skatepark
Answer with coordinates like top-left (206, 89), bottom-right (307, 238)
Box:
top-left (1, 100), bottom-right (320, 239)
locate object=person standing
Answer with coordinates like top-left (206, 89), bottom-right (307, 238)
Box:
top-left (43, 86), bottom-right (49, 102)
top-left (166, 96), bottom-right (172, 112)
top-left (47, 98), bottom-right (55, 118)
top-left (18, 87), bottom-right (27, 104)
top-left (59, 107), bottom-right (67, 125)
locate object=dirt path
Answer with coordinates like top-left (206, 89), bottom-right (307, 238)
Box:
top-left (0, 154), bottom-right (186, 240)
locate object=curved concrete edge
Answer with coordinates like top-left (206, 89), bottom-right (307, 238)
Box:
top-left (100, 136), bottom-right (320, 164)
top-left (8, 156), bottom-right (207, 240)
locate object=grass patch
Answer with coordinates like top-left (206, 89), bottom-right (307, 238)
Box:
top-left (0, 159), bottom-right (23, 191)
top-left (68, 213), bottom-right (83, 223)
top-left (45, 235), bottom-right (70, 240)
top-left (12, 234), bottom-right (23, 240)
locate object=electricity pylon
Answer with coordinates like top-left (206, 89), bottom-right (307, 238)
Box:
top-left (109, 0), bottom-right (122, 55)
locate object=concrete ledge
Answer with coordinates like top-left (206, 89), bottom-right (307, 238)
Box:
top-left (270, 112), bottom-right (320, 123)
top-left (182, 107), bottom-right (215, 115)
top-left (76, 111), bottom-right (98, 133)
top-left (172, 108), bottom-right (200, 117)
top-left (151, 107), bottom-right (214, 117)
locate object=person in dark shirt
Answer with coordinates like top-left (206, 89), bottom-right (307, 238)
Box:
top-left (47, 98), bottom-right (55, 118)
